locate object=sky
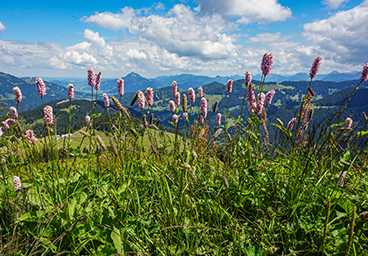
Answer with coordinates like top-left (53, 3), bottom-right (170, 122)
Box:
top-left (0, 0), bottom-right (367, 79)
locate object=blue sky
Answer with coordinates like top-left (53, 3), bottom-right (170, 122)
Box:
top-left (0, 0), bottom-right (367, 78)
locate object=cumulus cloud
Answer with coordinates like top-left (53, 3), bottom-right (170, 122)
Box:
top-left (322, 0), bottom-right (350, 9)
top-left (83, 4), bottom-right (238, 60)
top-left (195, 0), bottom-right (292, 24)
top-left (303, 0), bottom-right (368, 68)
top-left (0, 21), bottom-right (6, 34)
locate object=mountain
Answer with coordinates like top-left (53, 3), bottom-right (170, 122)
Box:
top-left (152, 73), bottom-right (243, 90)
top-left (0, 71), bottom-right (71, 112)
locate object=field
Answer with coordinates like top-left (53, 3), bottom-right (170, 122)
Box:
top-left (1, 61), bottom-right (368, 255)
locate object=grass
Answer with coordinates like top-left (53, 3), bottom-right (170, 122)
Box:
top-left (1, 63), bottom-right (368, 255)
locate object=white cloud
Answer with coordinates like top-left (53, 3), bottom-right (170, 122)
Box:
top-left (322, 0), bottom-right (350, 9)
top-left (83, 4), bottom-right (238, 60)
top-left (303, 1), bottom-right (368, 67)
top-left (0, 21), bottom-right (6, 34)
top-left (195, 0), bottom-right (292, 24)
top-left (126, 48), bottom-right (147, 60)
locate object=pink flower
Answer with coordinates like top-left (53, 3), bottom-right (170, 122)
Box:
top-left (261, 52), bottom-right (274, 76)
top-left (200, 97), bottom-right (207, 118)
top-left (95, 72), bottom-right (101, 90)
top-left (265, 90), bottom-right (275, 105)
top-left (172, 81), bottom-right (177, 97)
top-left (188, 88), bottom-right (195, 102)
top-left (169, 100), bottom-right (175, 112)
top-left (256, 93), bottom-right (265, 115)
top-left (35, 78), bottom-right (46, 97)
top-left (146, 87), bottom-right (154, 106)
top-left (117, 78), bottom-right (124, 96)
top-left (26, 130), bottom-right (37, 144)
top-left (172, 114), bottom-right (178, 124)
top-left (44, 106), bottom-right (54, 125)
top-left (175, 92), bottom-right (180, 106)
top-left (13, 176), bottom-right (21, 191)
top-left (247, 84), bottom-right (256, 113)
top-left (287, 117), bottom-right (296, 131)
top-left (6, 119), bottom-right (16, 125)
top-left (138, 91), bottom-right (145, 109)
top-left (200, 114), bottom-right (204, 124)
top-left (67, 84), bottom-right (74, 99)
top-left (0, 127), bottom-right (3, 138)
top-left (245, 71), bottom-right (252, 85)
top-left (309, 56), bottom-right (322, 79)
top-left (87, 68), bottom-right (96, 88)
top-left (10, 107), bottom-right (18, 118)
top-left (360, 63), bottom-right (368, 81)
top-left (103, 93), bottom-right (109, 108)
top-left (183, 112), bottom-right (188, 120)
top-left (198, 87), bottom-right (203, 98)
top-left (345, 117), bottom-right (353, 128)
top-left (13, 86), bottom-right (22, 104)
top-left (216, 113), bottom-right (221, 126)
top-left (86, 115), bottom-right (91, 127)
top-left (2, 121), bottom-right (10, 129)
top-left (226, 79), bottom-right (233, 93)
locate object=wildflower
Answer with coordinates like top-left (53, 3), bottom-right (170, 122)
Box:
top-left (0, 127), bottom-right (3, 138)
top-left (138, 91), bottom-right (145, 109)
top-left (67, 84), bottom-right (74, 99)
top-left (261, 52), bottom-right (274, 76)
top-left (172, 81), bottom-right (177, 97)
top-left (26, 130), bottom-right (37, 144)
top-left (216, 113), bottom-right (221, 126)
top-left (309, 56), bottom-right (322, 79)
top-left (175, 92), bottom-right (180, 106)
top-left (1, 156), bottom-right (5, 163)
top-left (200, 114), bottom-right (204, 124)
top-left (188, 88), bottom-right (195, 102)
top-left (172, 114), bottom-right (178, 124)
top-left (287, 117), bottom-right (296, 130)
top-left (256, 93), bottom-right (265, 115)
top-left (247, 84), bottom-right (256, 112)
top-left (2, 121), bottom-right (9, 129)
top-left (226, 79), bottom-right (233, 93)
top-left (169, 100), bottom-right (175, 112)
top-left (345, 117), bottom-right (353, 128)
top-left (200, 97), bottom-right (207, 118)
top-left (245, 71), bottom-right (252, 85)
top-left (35, 78), bottom-right (46, 97)
top-left (87, 68), bottom-right (96, 88)
top-left (13, 86), bottom-right (22, 104)
top-left (213, 128), bottom-right (222, 138)
top-left (183, 112), bottom-right (188, 121)
top-left (338, 171), bottom-right (347, 187)
top-left (10, 107), bottom-right (18, 118)
top-left (5, 119), bottom-right (16, 125)
top-left (146, 87), bottom-right (154, 106)
top-left (95, 72), bottom-right (101, 90)
top-left (103, 93), bottom-right (109, 108)
top-left (117, 78), bottom-right (124, 96)
top-left (265, 90), bottom-right (275, 105)
top-left (44, 106), bottom-right (54, 125)
top-left (86, 115), bottom-right (91, 127)
top-left (13, 176), bottom-right (21, 190)
top-left (198, 86), bottom-right (203, 98)
top-left (360, 63), bottom-right (368, 81)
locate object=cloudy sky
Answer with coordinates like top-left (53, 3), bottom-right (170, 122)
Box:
top-left (0, 0), bottom-right (367, 78)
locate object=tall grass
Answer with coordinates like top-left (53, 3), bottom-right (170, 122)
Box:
top-left (1, 58), bottom-right (368, 255)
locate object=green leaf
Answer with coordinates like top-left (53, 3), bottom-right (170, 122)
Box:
top-left (245, 246), bottom-right (266, 256)
top-left (111, 225), bottom-right (122, 253)
top-left (91, 113), bottom-right (103, 119)
top-left (69, 198), bottom-right (77, 217)
top-left (271, 123), bottom-right (292, 137)
top-left (357, 131), bottom-right (368, 136)
top-left (0, 135), bottom-right (14, 144)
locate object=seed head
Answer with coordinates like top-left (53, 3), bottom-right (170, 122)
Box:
top-left (182, 94), bottom-right (187, 112)
top-left (130, 90), bottom-right (141, 106)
